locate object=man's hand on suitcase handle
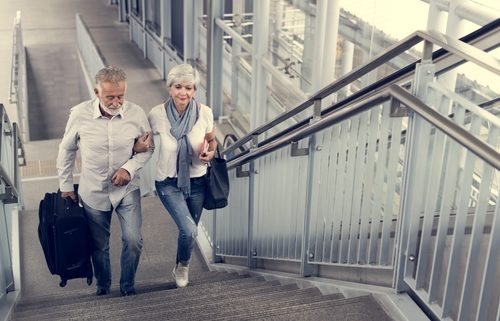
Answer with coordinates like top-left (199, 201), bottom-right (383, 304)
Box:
top-left (61, 191), bottom-right (77, 203)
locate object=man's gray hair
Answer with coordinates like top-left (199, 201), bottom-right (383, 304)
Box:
top-left (95, 66), bottom-right (127, 86)
top-left (166, 64), bottom-right (199, 89)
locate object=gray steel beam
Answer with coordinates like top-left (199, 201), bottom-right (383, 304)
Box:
top-left (207, 0), bottom-right (224, 118)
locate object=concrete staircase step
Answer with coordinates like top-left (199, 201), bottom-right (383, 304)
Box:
top-left (15, 271), bottom-right (249, 311)
top-left (59, 283), bottom-right (305, 321)
top-left (79, 287), bottom-right (340, 321)
top-left (24, 279), bottom-right (289, 320)
top-left (221, 295), bottom-right (393, 321)
top-left (12, 271), bottom-right (393, 321)
top-left (159, 292), bottom-right (343, 321)
top-left (14, 275), bottom-right (280, 319)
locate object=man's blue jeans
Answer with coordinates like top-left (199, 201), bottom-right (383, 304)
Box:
top-left (155, 176), bottom-right (205, 265)
top-left (82, 189), bottom-right (143, 293)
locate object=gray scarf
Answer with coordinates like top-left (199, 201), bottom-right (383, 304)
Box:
top-left (166, 98), bottom-right (198, 198)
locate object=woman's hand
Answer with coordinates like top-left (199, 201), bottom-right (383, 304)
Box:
top-left (133, 132), bottom-right (151, 153)
top-left (199, 149), bottom-right (215, 164)
top-left (200, 131), bottom-right (217, 164)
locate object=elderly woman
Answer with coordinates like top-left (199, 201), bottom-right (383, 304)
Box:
top-left (136, 64), bottom-right (216, 288)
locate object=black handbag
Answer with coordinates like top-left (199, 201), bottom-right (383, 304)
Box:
top-left (203, 147), bottom-right (229, 210)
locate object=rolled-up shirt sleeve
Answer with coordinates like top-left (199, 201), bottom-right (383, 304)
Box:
top-left (120, 111), bottom-right (154, 179)
top-left (56, 108), bottom-right (79, 192)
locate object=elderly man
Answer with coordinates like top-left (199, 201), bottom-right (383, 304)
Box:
top-left (57, 66), bottom-right (152, 296)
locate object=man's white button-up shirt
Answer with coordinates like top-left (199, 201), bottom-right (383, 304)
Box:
top-left (57, 98), bottom-right (153, 211)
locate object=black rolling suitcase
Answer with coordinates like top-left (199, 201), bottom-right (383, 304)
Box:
top-left (38, 187), bottom-right (93, 287)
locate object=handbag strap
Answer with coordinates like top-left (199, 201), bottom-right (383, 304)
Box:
top-left (214, 145), bottom-right (222, 158)
top-left (207, 146), bottom-right (222, 168)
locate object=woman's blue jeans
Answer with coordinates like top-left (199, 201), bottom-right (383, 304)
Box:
top-left (155, 176), bottom-right (205, 265)
top-left (82, 189), bottom-right (143, 293)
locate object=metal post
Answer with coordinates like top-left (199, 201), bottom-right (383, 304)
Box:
top-left (394, 60), bottom-right (435, 291)
top-left (183, 0), bottom-right (195, 64)
top-left (319, 1), bottom-right (340, 89)
top-left (159, 0), bottom-right (166, 79)
top-left (207, 0), bottom-right (224, 119)
top-left (211, 208), bottom-right (222, 263)
top-left (193, 0), bottom-right (203, 64)
top-left (162, 0), bottom-right (171, 44)
top-left (308, 0), bottom-right (328, 92)
top-left (127, 0), bottom-right (132, 41)
top-left (117, 0), bottom-right (128, 22)
top-left (338, 39), bottom-right (354, 100)
top-left (438, 0), bottom-right (468, 91)
top-left (300, 99), bottom-right (322, 277)
top-left (250, 0), bottom-right (270, 129)
top-left (141, 0), bottom-right (147, 59)
top-left (230, 1), bottom-right (244, 112)
top-left (247, 135), bottom-right (259, 269)
top-left (426, 0), bottom-right (447, 33)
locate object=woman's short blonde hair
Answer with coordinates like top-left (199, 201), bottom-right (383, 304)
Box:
top-left (167, 64), bottom-right (199, 89)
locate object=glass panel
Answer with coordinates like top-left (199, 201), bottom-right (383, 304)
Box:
top-left (131, 0), bottom-right (142, 17)
top-left (145, 0), bottom-right (161, 36)
top-left (171, 0), bottom-right (184, 58)
top-left (0, 203), bottom-right (14, 293)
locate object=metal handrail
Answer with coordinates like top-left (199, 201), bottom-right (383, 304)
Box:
top-left (14, 122), bottom-right (26, 167)
top-left (9, 11), bottom-right (21, 104)
top-left (0, 105), bottom-right (20, 203)
top-left (0, 165), bottom-right (19, 203)
top-left (223, 19), bottom-right (500, 156)
top-left (76, 13), bottom-right (108, 66)
top-left (227, 84), bottom-right (500, 171)
top-left (256, 18), bottom-right (500, 149)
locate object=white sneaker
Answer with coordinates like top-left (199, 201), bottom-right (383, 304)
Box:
top-left (172, 264), bottom-right (189, 288)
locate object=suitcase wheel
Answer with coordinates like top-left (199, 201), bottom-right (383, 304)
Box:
top-left (87, 277), bottom-right (93, 286)
top-left (59, 279), bottom-right (67, 287)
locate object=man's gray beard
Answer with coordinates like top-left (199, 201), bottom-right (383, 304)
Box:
top-left (102, 104), bottom-right (122, 116)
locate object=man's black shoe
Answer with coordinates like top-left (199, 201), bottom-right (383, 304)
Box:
top-left (120, 289), bottom-right (137, 296)
top-left (96, 288), bottom-right (110, 296)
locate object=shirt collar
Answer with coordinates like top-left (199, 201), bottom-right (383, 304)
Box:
top-left (92, 98), bottom-right (125, 119)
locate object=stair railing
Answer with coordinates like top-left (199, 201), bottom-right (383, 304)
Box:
top-left (75, 13), bottom-right (106, 98)
top-left (9, 10), bottom-right (29, 143)
top-left (0, 103), bottom-right (25, 305)
top-left (200, 19), bottom-right (499, 321)
top-left (222, 19), bottom-right (500, 160)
